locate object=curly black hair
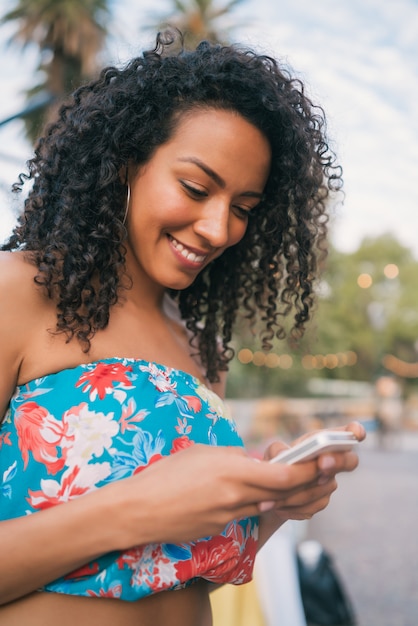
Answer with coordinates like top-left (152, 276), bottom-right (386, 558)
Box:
top-left (2, 30), bottom-right (342, 382)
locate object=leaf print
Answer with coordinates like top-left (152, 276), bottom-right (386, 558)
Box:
top-left (163, 544), bottom-right (191, 561)
top-left (16, 387), bottom-right (54, 403)
top-left (2, 460), bottom-right (17, 483)
top-left (174, 397), bottom-right (198, 419)
top-left (131, 429), bottom-right (165, 466)
top-left (133, 453), bottom-right (164, 475)
top-left (105, 450), bottom-right (137, 480)
top-left (2, 484), bottom-right (12, 498)
top-left (0, 432), bottom-right (11, 449)
top-left (1, 461), bottom-right (17, 498)
top-left (106, 429), bottom-right (166, 481)
top-left (119, 399), bottom-right (150, 434)
top-left (208, 429), bottom-right (218, 446)
top-left (174, 417), bottom-right (192, 435)
top-left (113, 389), bottom-right (128, 404)
top-left (154, 392), bottom-right (176, 408)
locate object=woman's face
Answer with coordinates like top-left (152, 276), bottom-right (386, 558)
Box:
top-left (125, 107), bottom-right (271, 294)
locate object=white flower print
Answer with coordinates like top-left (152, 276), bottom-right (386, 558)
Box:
top-left (62, 402), bottom-right (119, 466)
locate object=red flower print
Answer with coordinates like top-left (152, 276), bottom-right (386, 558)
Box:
top-left (183, 395), bottom-right (202, 413)
top-left (170, 436), bottom-right (194, 454)
top-left (65, 561), bottom-right (100, 580)
top-left (175, 535), bottom-right (240, 583)
top-left (224, 535), bottom-right (257, 584)
top-left (116, 545), bottom-right (146, 570)
top-left (16, 401), bottom-right (71, 474)
top-left (87, 584), bottom-right (122, 598)
top-left (174, 523), bottom-right (257, 585)
top-left (76, 363), bottom-right (133, 400)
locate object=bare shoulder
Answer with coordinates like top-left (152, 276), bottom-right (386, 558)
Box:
top-left (0, 250), bottom-right (43, 309)
top-left (0, 251), bottom-right (47, 416)
top-left (0, 251), bottom-right (52, 342)
top-left (0, 249), bottom-right (34, 280)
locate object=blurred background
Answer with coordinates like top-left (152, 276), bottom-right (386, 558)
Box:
top-left (1, 1), bottom-right (417, 624)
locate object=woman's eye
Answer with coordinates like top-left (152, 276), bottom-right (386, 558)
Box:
top-left (180, 181), bottom-right (208, 198)
top-left (233, 205), bottom-right (252, 219)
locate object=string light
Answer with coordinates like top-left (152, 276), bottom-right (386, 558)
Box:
top-left (237, 348), bottom-right (359, 370)
top-left (357, 273), bottom-right (373, 288)
top-left (383, 264), bottom-right (399, 279)
top-left (382, 354), bottom-right (418, 378)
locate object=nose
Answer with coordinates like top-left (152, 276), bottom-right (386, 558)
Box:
top-left (193, 200), bottom-right (230, 249)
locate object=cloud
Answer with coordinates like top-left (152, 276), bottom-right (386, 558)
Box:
top-left (237, 0), bottom-right (418, 257)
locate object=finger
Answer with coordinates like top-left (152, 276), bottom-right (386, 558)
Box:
top-left (283, 477), bottom-right (338, 507)
top-left (344, 420), bottom-right (367, 441)
top-left (263, 441), bottom-right (290, 461)
top-left (317, 449), bottom-right (359, 475)
top-left (277, 493), bottom-right (333, 520)
top-left (248, 456), bottom-right (321, 489)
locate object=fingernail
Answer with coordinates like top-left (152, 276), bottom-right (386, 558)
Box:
top-left (317, 474), bottom-right (330, 485)
top-left (258, 500), bottom-right (276, 513)
top-left (319, 455), bottom-right (336, 470)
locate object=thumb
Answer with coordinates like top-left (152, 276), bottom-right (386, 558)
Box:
top-left (263, 440), bottom-right (290, 462)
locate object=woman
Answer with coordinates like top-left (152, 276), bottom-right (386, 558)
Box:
top-left (0, 31), bottom-right (364, 625)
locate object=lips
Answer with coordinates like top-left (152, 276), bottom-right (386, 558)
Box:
top-left (169, 235), bottom-right (208, 264)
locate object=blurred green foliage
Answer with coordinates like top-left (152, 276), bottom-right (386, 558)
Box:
top-left (227, 234), bottom-right (418, 398)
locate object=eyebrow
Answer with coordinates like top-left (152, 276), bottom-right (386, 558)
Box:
top-left (177, 157), bottom-right (264, 199)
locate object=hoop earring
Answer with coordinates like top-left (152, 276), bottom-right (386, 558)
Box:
top-left (123, 184), bottom-right (130, 225)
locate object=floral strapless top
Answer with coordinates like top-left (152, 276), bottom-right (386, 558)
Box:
top-left (0, 358), bottom-right (258, 601)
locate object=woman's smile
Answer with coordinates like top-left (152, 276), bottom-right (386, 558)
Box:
top-left (168, 235), bottom-right (208, 266)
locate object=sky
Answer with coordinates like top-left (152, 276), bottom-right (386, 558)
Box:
top-left (0, 0), bottom-right (417, 258)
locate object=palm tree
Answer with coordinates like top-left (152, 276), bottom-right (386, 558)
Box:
top-left (1, 0), bottom-right (110, 142)
top-left (152, 0), bottom-right (247, 49)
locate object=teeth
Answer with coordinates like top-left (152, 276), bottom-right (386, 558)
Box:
top-left (171, 237), bottom-right (206, 263)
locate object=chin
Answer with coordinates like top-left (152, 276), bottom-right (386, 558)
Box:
top-left (164, 279), bottom-right (196, 291)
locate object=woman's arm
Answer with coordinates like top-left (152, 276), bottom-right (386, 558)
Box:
top-left (0, 441), bottom-right (339, 605)
top-left (0, 425), bottom-right (363, 604)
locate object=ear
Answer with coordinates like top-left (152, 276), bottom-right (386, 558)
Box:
top-left (118, 165), bottom-right (129, 184)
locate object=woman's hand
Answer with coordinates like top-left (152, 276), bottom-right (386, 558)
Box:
top-left (112, 423), bottom-right (365, 548)
top-left (257, 421), bottom-right (366, 547)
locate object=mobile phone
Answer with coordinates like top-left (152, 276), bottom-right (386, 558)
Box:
top-left (269, 430), bottom-right (359, 465)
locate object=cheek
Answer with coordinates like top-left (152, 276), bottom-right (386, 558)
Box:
top-left (229, 219), bottom-right (248, 247)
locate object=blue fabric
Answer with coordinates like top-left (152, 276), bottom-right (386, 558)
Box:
top-left (0, 358), bottom-right (258, 601)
